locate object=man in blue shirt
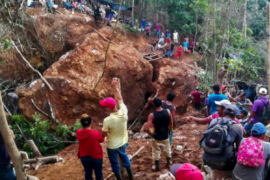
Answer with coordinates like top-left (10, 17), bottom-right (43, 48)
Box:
top-left (141, 19), bottom-right (146, 32)
top-left (207, 84), bottom-right (227, 115)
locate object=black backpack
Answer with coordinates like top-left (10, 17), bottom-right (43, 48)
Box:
top-left (200, 118), bottom-right (237, 170)
top-left (200, 118), bottom-right (236, 155)
top-left (258, 100), bottom-right (270, 123)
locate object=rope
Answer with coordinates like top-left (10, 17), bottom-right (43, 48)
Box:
top-left (93, 0), bottom-right (125, 91)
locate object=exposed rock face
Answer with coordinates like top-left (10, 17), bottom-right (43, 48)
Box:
top-left (142, 55), bottom-right (201, 120)
top-left (17, 27), bottom-right (153, 127)
top-left (0, 8), bottom-right (95, 81)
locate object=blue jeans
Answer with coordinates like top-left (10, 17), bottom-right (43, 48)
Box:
top-left (80, 157), bottom-right (103, 180)
top-left (169, 130), bottom-right (173, 145)
top-left (107, 144), bottom-right (131, 174)
top-left (244, 121), bottom-right (255, 136)
top-left (0, 165), bottom-right (16, 180)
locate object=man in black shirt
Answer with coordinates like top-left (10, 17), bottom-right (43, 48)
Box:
top-left (145, 97), bottom-right (173, 171)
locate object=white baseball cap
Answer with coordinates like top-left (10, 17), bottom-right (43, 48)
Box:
top-left (259, 88), bottom-right (268, 95)
top-left (215, 100), bottom-right (231, 106)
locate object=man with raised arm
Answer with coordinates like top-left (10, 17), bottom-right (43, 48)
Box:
top-left (101, 77), bottom-right (134, 180)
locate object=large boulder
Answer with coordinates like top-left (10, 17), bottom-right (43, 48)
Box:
top-left (17, 27), bottom-right (153, 127)
top-left (142, 56), bottom-right (201, 120)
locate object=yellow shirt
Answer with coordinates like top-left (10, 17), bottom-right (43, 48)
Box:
top-left (102, 103), bottom-right (128, 149)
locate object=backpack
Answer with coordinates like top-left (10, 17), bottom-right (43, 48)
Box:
top-left (201, 118), bottom-right (236, 155)
top-left (237, 137), bottom-right (264, 167)
top-left (258, 100), bottom-right (270, 122)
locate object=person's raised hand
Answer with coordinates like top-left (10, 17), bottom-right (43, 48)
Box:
top-left (112, 77), bottom-right (120, 88)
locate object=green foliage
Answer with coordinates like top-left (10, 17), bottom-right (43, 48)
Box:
top-left (10, 114), bottom-right (80, 157)
top-left (123, 25), bottom-right (140, 36)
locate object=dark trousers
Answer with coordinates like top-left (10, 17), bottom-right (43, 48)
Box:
top-left (107, 144), bottom-right (131, 174)
top-left (80, 157), bottom-right (103, 180)
top-left (0, 165), bottom-right (16, 180)
top-left (194, 103), bottom-right (201, 111)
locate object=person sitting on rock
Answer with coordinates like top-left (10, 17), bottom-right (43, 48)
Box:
top-left (76, 114), bottom-right (104, 180)
top-left (145, 97), bottom-right (173, 171)
top-left (100, 78), bottom-right (134, 180)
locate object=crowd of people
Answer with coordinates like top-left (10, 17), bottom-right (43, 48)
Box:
top-left (141, 19), bottom-right (195, 60)
top-left (187, 84), bottom-right (270, 180)
top-left (1, 77), bottom-right (270, 180)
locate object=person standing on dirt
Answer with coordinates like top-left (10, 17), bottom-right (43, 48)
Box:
top-left (156, 23), bottom-right (161, 38)
top-left (162, 93), bottom-right (176, 145)
top-left (166, 36), bottom-right (172, 49)
top-left (188, 39), bottom-right (194, 53)
top-left (201, 105), bottom-right (243, 170)
top-left (245, 87), bottom-right (269, 135)
top-left (145, 97), bottom-right (173, 171)
top-left (207, 84), bottom-right (227, 115)
top-left (233, 123), bottom-right (270, 180)
top-left (141, 18), bottom-right (146, 32)
top-left (173, 30), bottom-right (179, 44)
top-left (101, 78), bottom-right (134, 180)
top-left (146, 25), bottom-right (150, 38)
top-left (189, 86), bottom-right (206, 111)
top-left (0, 128), bottom-right (16, 180)
top-left (185, 100), bottom-right (241, 124)
top-left (76, 114), bottom-right (104, 180)
top-left (183, 39), bottom-right (188, 53)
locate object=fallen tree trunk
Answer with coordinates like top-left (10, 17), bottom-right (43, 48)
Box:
top-left (23, 155), bottom-right (59, 165)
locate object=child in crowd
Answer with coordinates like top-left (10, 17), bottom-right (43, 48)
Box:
top-left (183, 39), bottom-right (188, 53)
top-left (188, 39), bottom-right (194, 53)
top-left (175, 45), bottom-right (182, 59)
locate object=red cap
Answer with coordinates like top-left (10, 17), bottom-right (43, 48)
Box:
top-left (222, 85), bottom-right (226, 90)
top-left (99, 98), bottom-right (116, 108)
top-left (175, 163), bottom-right (203, 180)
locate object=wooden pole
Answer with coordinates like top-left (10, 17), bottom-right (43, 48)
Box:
top-left (27, 140), bottom-right (42, 158)
top-left (132, 0), bottom-right (134, 26)
top-left (0, 92), bottom-right (27, 180)
top-left (267, 2), bottom-right (270, 98)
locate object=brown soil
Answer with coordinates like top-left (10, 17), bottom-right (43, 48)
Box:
top-left (28, 110), bottom-right (207, 180)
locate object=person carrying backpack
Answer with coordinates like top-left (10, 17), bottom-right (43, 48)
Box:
top-left (201, 105), bottom-right (243, 170)
top-left (233, 123), bottom-right (270, 180)
top-left (245, 87), bottom-right (269, 136)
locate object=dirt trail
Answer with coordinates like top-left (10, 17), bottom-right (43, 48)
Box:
top-left (28, 110), bottom-right (207, 180)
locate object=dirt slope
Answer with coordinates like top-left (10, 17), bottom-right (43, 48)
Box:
top-left (27, 111), bottom-right (207, 180)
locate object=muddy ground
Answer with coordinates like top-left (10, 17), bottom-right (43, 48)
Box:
top-left (28, 110), bottom-right (208, 180)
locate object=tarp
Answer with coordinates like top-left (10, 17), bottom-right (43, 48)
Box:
top-left (93, 0), bottom-right (132, 11)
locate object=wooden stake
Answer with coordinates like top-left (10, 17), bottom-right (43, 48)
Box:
top-left (27, 140), bottom-right (42, 158)
top-left (91, 27), bottom-right (119, 46)
top-left (267, 2), bottom-right (270, 98)
top-left (0, 92), bottom-right (27, 180)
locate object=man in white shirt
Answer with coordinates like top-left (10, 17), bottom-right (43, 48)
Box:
top-left (173, 30), bottom-right (179, 44)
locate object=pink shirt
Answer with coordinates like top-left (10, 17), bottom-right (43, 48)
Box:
top-left (205, 112), bottom-right (240, 124)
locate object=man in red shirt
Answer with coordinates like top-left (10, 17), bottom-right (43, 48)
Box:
top-left (76, 114), bottom-right (104, 180)
top-left (189, 87), bottom-right (206, 111)
top-left (166, 37), bottom-right (171, 47)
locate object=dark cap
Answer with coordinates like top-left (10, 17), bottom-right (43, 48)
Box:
top-left (212, 84), bottom-right (220, 91)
